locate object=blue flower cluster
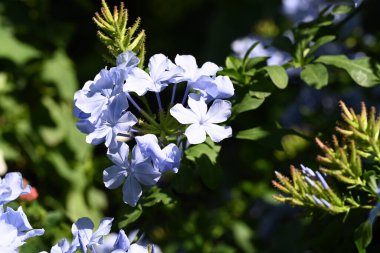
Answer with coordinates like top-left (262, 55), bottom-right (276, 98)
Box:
top-left (74, 52), bottom-right (234, 206)
top-left (42, 217), bottom-right (155, 253)
top-left (0, 172), bottom-right (44, 252)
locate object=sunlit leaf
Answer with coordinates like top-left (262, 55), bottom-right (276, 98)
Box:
top-left (300, 63), bottom-right (328, 89)
top-left (316, 55), bottom-right (380, 87)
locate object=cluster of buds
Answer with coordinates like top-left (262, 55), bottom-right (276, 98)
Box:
top-left (273, 101), bottom-right (380, 214)
top-left (273, 165), bottom-right (350, 214)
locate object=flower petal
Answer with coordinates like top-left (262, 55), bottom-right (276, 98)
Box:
top-left (213, 76), bottom-right (234, 99)
top-left (187, 94), bottom-right (207, 120)
top-left (123, 176), bottom-right (142, 207)
top-left (169, 104), bottom-right (198, 124)
top-left (199, 61), bottom-right (220, 77)
top-left (185, 123), bottom-right (206, 144)
top-left (107, 142), bottom-right (130, 166)
top-left (133, 162), bottom-right (161, 186)
top-left (203, 124), bottom-right (232, 143)
top-left (124, 68), bottom-right (153, 96)
top-left (103, 165), bottom-right (127, 189)
top-left (91, 217), bottom-right (114, 246)
top-left (205, 99), bottom-right (232, 124)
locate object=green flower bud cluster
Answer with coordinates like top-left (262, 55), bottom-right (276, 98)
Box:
top-left (93, 0), bottom-right (146, 66)
top-left (273, 101), bottom-right (380, 215)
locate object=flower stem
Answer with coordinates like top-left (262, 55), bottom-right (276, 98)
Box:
top-left (156, 92), bottom-right (163, 111)
top-left (126, 93), bottom-right (160, 129)
top-left (181, 84), bottom-right (190, 105)
top-left (170, 83), bottom-right (177, 105)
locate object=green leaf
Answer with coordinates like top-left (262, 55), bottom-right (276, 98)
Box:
top-left (308, 35), bottom-right (336, 56)
top-left (332, 4), bottom-right (353, 15)
top-left (263, 66), bottom-right (288, 89)
top-left (118, 206), bottom-right (143, 228)
top-left (236, 127), bottom-right (269, 141)
top-left (185, 139), bottom-right (221, 164)
top-left (142, 187), bottom-right (172, 207)
top-left (244, 56), bottom-right (269, 70)
top-left (316, 55), bottom-right (380, 87)
top-left (41, 50), bottom-right (78, 100)
top-left (233, 94), bottom-right (265, 114)
top-left (0, 29), bottom-right (40, 64)
top-left (225, 56), bottom-right (243, 70)
top-left (196, 155), bottom-right (223, 190)
top-left (243, 41), bottom-right (260, 64)
top-left (354, 221), bottom-right (373, 253)
top-left (300, 63), bottom-right (328, 89)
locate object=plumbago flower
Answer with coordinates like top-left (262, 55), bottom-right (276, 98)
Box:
top-left (74, 50), bottom-right (234, 206)
top-left (0, 172), bottom-right (31, 205)
top-left (170, 94), bottom-right (232, 144)
top-left (0, 172), bottom-right (44, 252)
top-left (103, 142), bottom-right (161, 207)
top-left (43, 217), bottom-right (152, 253)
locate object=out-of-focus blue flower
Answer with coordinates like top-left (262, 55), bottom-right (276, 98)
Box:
top-left (124, 54), bottom-right (183, 95)
top-left (85, 93), bottom-right (138, 149)
top-left (135, 134), bottom-right (182, 173)
top-left (71, 217), bottom-right (113, 253)
top-left (282, 0), bottom-right (326, 23)
top-left (231, 36), bottom-right (291, 66)
top-left (0, 172), bottom-right (31, 205)
top-left (0, 206), bottom-right (44, 252)
top-left (103, 143), bottom-right (161, 206)
top-left (170, 95), bottom-right (232, 144)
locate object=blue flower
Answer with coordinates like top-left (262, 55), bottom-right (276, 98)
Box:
top-left (124, 54), bottom-right (182, 95)
top-left (116, 51), bottom-right (140, 70)
top-left (74, 51), bottom-right (139, 126)
top-left (0, 206), bottom-right (44, 252)
top-left (282, 0), bottom-right (325, 23)
top-left (0, 172), bottom-right (31, 205)
top-left (96, 230), bottom-right (152, 253)
top-left (135, 134), bottom-right (182, 173)
top-left (71, 217), bottom-right (114, 253)
top-left (103, 143), bottom-right (161, 206)
top-left (46, 238), bottom-right (74, 253)
top-left (190, 75), bottom-right (234, 102)
top-left (85, 93), bottom-right (138, 149)
top-left (231, 36), bottom-right (291, 66)
top-left (174, 55), bottom-right (220, 84)
top-left (170, 95), bottom-right (232, 144)
top-left (75, 67), bottom-right (127, 123)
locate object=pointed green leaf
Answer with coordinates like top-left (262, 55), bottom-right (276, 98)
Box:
top-left (354, 221), bottom-right (372, 253)
top-left (233, 94), bottom-right (265, 114)
top-left (316, 55), bottom-right (380, 87)
top-left (308, 35), bottom-right (336, 56)
top-left (263, 65), bottom-right (288, 89)
top-left (226, 56), bottom-right (243, 69)
top-left (300, 63), bottom-right (328, 89)
top-left (332, 4), bottom-right (353, 15)
top-left (236, 127), bottom-right (269, 141)
top-left (119, 206), bottom-right (143, 228)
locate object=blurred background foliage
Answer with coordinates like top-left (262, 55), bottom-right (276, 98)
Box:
top-left (1, 0), bottom-right (380, 252)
